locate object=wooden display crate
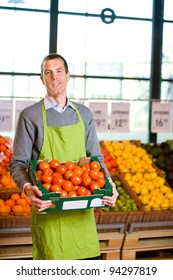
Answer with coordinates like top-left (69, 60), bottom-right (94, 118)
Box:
top-left (121, 221), bottom-right (173, 260)
top-left (98, 209), bottom-right (128, 233)
top-left (142, 209), bottom-right (173, 230)
top-left (0, 188), bottom-right (21, 201)
top-left (0, 216), bottom-right (31, 228)
top-left (99, 231), bottom-right (124, 260)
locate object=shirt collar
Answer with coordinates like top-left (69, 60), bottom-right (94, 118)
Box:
top-left (44, 95), bottom-right (75, 112)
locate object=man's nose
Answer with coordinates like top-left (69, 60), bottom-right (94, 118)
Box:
top-left (52, 72), bottom-right (58, 79)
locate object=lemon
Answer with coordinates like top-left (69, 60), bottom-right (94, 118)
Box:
top-left (140, 188), bottom-right (149, 195)
top-left (124, 173), bottom-right (132, 181)
top-left (141, 195), bottom-right (150, 205)
top-left (152, 203), bottom-right (161, 211)
top-left (133, 184), bottom-right (141, 195)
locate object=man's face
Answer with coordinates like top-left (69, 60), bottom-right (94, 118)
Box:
top-left (40, 58), bottom-right (70, 98)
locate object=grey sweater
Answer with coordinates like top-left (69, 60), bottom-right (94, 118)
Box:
top-left (9, 99), bottom-right (108, 190)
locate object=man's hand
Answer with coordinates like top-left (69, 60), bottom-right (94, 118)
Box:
top-left (102, 182), bottom-right (119, 207)
top-left (24, 185), bottom-right (52, 212)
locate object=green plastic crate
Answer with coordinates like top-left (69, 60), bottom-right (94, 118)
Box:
top-left (28, 156), bottom-right (113, 213)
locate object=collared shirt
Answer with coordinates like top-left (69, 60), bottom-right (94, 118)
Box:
top-left (44, 94), bottom-right (75, 113)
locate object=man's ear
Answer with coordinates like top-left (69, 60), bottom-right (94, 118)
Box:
top-left (40, 75), bottom-right (44, 84)
top-left (67, 72), bottom-right (70, 81)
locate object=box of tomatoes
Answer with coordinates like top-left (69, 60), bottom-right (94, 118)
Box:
top-left (28, 156), bottom-right (113, 213)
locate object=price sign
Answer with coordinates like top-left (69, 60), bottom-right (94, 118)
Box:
top-left (151, 102), bottom-right (171, 132)
top-left (0, 100), bottom-right (13, 131)
top-left (110, 103), bottom-right (130, 132)
top-left (89, 102), bottom-right (108, 132)
top-left (15, 100), bottom-right (35, 128)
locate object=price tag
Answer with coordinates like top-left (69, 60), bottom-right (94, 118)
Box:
top-left (110, 103), bottom-right (130, 132)
top-left (151, 102), bottom-right (171, 132)
top-left (89, 102), bottom-right (108, 132)
top-left (15, 100), bottom-right (35, 128)
top-left (0, 100), bottom-right (13, 131)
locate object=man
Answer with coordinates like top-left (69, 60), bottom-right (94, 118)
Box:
top-left (9, 53), bottom-right (118, 260)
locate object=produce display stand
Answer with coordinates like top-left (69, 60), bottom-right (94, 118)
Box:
top-left (0, 227), bottom-right (32, 260)
top-left (0, 223), bottom-right (126, 260)
top-left (121, 220), bottom-right (173, 260)
top-left (97, 223), bottom-right (125, 260)
top-left (1, 219), bottom-right (173, 260)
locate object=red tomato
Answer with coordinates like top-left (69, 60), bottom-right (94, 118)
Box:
top-left (52, 174), bottom-right (64, 186)
top-left (73, 166), bottom-right (83, 176)
top-left (38, 161), bottom-right (50, 171)
top-left (64, 170), bottom-right (74, 180)
top-left (70, 175), bottom-right (82, 186)
top-left (98, 171), bottom-right (105, 178)
top-left (105, 161), bottom-right (112, 170)
top-left (89, 169), bottom-right (99, 180)
top-left (82, 175), bottom-right (92, 187)
top-left (42, 183), bottom-right (52, 191)
top-left (96, 177), bottom-right (105, 188)
top-left (85, 189), bottom-right (92, 196)
top-left (49, 184), bottom-right (61, 192)
top-left (81, 163), bottom-right (90, 172)
top-left (60, 190), bottom-right (68, 197)
top-left (68, 190), bottom-right (77, 197)
top-left (89, 181), bottom-right (100, 194)
top-left (110, 159), bottom-right (117, 167)
top-left (56, 164), bottom-right (67, 175)
top-left (42, 168), bottom-right (53, 175)
top-left (52, 171), bottom-right (61, 177)
top-left (49, 159), bottom-right (60, 170)
top-left (73, 185), bottom-right (79, 191)
top-left (76, 186), bottom-right (87, 196)
top-left (41, 174), bottom-right (52, 184)
top-left (100, 146), bottom-right (108, 156)
top-left (82, 170), bottom-right (90, 177)
top-left (62, 180), bottom-right (73, 192)
top-left (65, 161), bottom-right (75, 171)
top-left (90, 161), bottom-right (100, 171)
top-left (103, 155), bottom-right (112, 163)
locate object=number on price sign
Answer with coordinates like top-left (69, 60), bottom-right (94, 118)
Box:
top-left (110, 103), bottom-right (130, 132)
top-left (151, 102), bottom-right (171, 132)
top-left (89, 102), bottom-right (108, 132)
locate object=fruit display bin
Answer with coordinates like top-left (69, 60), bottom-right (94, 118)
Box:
top-left (115, 173), bottom-right (144, 209)
top-left (97, 209), bottom-right (128, 233)
top-left (0, 216), bottom-right (31, 229)
top-left (28, 156), bottom-right (113, 213)
top-left (0, 188), bottom-right (21, 201)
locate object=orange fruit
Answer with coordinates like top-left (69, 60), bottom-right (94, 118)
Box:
top-left (0, 136), bottom-right (6, 144)
top-left (0, 205), bottom-right (11, 216)
top-left (10, 193), bottom-right (20, 201)
top-left (0, 174), bottom-right (11, 186)
top-left (0, 144), bottom-right (7, 153)
top-left (16, 198), bottom-right (27, 207)
top-left (0, 199), bottom-right (5, 206)
top-left (5, 199), bottom-right (15, 208)
top-left (12, 205), bottom-right (24, 216)
top-left (23, 204), bottom-right (31, 216)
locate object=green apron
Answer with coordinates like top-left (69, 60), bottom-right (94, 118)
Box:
top-left (31, 102), bottom-right (100, 260)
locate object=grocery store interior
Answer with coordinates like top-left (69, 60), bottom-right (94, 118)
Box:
top-left (0, 0), bottom-right (173, 260)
